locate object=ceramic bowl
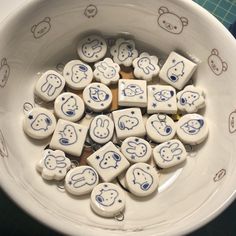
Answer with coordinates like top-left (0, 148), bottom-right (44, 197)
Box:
top-left (0, 0), bottom-right (235, 235)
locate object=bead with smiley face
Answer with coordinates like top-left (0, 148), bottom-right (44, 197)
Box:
top-left (90, 183), bottom-right (126, 218)
top-left (54, 92), bottom-right (85, 122)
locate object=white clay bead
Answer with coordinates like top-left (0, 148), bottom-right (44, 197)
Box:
top-left (176, 85), bottom-right (205, 113)
top-left (94, 58), bottom-right (120, 85)
top-left (118, 79), bottom-right (147, 107)
top-left (63, 60), bottom-right (93, 90)
top-left (159, 52), bottom-right (197, 90)
top-left (65, 166), bottom-right (99, 196)
top-left (36, 149), bottom-right (71, 180)
top-left (176, 114), bottom-right (208, 145)
top-left (121, 137), bottom-right (152, 163)
top-left (112, 108), bottom-right (146, 140)
top-left (90, 183), bottom-right (126, 218)
top-left (110, 38), bottom-right (138, 67)
top-left (147, 85), bottom-right (177, 114)
top-left (50, 119), bottom-right (88, 157)
top-left (125, 163), bottom-right (159, 197)
top-left (87, 141), bottom-right (130, 182)
top-left (83, 83), bottom-right (112, 112)
top-left (89, 115), bottom-right (114, 144)
top-left (146, 114), bottom-right (176, 143)
top-left (132, 52), bottom-right (160, 81)
top-left (54, 92), bottom-right (85, 122)
top-left (153, 139), bottom-right (187, 168)
top-left (77, 35), bottom-right (107, 63)
top-left (23, 107), bottom-right (56, 139)
top-left (35, 70), bottom-right (65, 102)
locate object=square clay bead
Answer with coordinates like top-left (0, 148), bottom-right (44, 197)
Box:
top-left (112, 108), bottom-right (146, 140)
top-left (159, 52), bottom-right (197, 90)
top-left (118, 79), bottom-right (147, 107)
top-left (87, 141), bottom-right (130, 182)
top-left (147, 84), bottom-right (177, 114)
top-left (50, 119), bottom-right (88, 157)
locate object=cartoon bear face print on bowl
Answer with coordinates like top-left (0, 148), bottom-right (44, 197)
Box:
top-left (90, 183), bottom-right (126, 218)
top-left (87, 141), bottom-right (130, 182)
top-left (63, 60), bottom-right (93, 90)
top-left (54, 92), bottom-right (85, 122)
top-left (0, 58), bottom-right (10, 88)
top-left (125, 163), bottom-right (159, 197)
top-left (31, 17), bottom-right (51, 39)
top-left (65, 166), bottom-right (99, 196)
top-left (157, 7), bottom-right (188, 34)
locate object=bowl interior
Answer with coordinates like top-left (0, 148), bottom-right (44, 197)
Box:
top-left (0, 0), bottom-right (236, 235)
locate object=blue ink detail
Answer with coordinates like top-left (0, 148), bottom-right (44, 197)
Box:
top-left (122, 84), bottom-right (143, 97)
top-left (92, 117), bottom-right (110, 139)
top-left (95, 188), bottom-right (118, 206)
top-left (181, 119), bottom-right (204, 135)
top-left (71, 64), bottom-right (88, 83)
top-left (179, 91), bottom-right (200, 106)
top-left (0, 130), bottom-right (8, 158)
top-left (70, 168), bottom-right (97, 188)
top-left (30, 113), bottom-right (52, 131)
top-left (167, 61), bottom-right (185, 83)
top-left (153, 89), bottom-right (174, 102)
top-left (126, 140), bottom-right (147, 158)
top-left (61, 95), bottom-right (78, 117)
top-left (84, 4), bottom-right (98, 18)
top-left (0, 58), bottom-right (10, 88)
top-left (117, 42), bottom-right (134, 62)
top-left (151, 114), bottom-right (172, 136)
top-left (44, 154), bottom-right (66, 170)
top-left (89, 87), bottom-right (109, 102)
top-left (82, 39), bottom-right (102, 58)
top-left (118, 115), bottom-right (139, 130)
top-left (132, 167), bottom-right (153, 191)
top-left (159, 142), bottom-right (183, 162)
top-left (97, 61), bottom-right (116, 79)
top-left (99, 151), bottom-right (121, 169)
top-left (40, 74), bottom-right (62, 96)
top-left (137, 57), bottom-right (155, 74)
top-left (59, 124), bottom-right (78, 145)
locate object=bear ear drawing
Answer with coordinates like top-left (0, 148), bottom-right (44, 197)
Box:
top-left (1, 58), bottom-right (7, 66)
top-left (158, 6), bottom-right (169, 15)
top-left (44, 17), bottom-right (51, 23)
top-left (31, 25), bottom-right (37, 33)
top-left (180, 17), bottom-right (188, 26)
top-left (222, 61), bottom-right (228, 72)
top-left (211, 48), bottom-right (219, 56)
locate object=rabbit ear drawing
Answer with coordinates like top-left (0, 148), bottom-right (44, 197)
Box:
top-left (128, 141), bottom-right (136, 148)
top-left (126, 148), bottom-right (135, 154)
top-left (55, 156), bottom-right (65, 162)
top-left (96, 118), bottom-right (103, 127)
top-left (103, 119), bottom-right (109, 128)
top-left (56, 162), bottom-right (67, 168)
top-left (170, 143), bottom-right (179, 151)
top-left (172, 148), bottom-right (183, 156)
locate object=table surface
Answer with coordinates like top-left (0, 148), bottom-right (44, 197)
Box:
top-left (0, 0), bottom-right (235, 235)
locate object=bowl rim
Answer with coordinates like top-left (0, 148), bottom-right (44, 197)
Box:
top-left (0, 0), bottom-right (235, 235)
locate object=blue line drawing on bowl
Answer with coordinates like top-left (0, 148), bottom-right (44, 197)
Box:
top-left (59, 124), bottom-right (78, 146)
top-left (0, 130), bottom-right (8, 158)
top-left (95, 188), bottom-right (118, 206)
top-left (41, 74), bottom-right (63, 97)
top-left (154, 89), bottom-right (174, 102)
top-left (157, 6), bottom-right (188, 34)
top-left (151, 114), bottom-right (172, 136)
top-left (132, 167), bottom-right (153, 191)
top-left (118, 115), bottom-right (139, 130)
top-left (84, 4), bottom-right (98, 18)
top-left (137, 57), bottom-right (155, 74)
top-left (0, 58), bottom-right (10, 88)
top-left (126, 139), bottom-right (147, 159)
top-left (167, 61), bottom-right (185, 82)
top-left (89, 87), bottom-right (110, 102)
top-left (159, 142), bottom-right (183, 162)
top-left (122, 84), bottom-right (144, 97)
top-left (93, 118), bottom-right (110, 139)
top-left (71, 64), bottom-right (88, 83)
top-left (30, 113), bottom-right (52, 131)
top-left (61, 95), bottom-right (78, 117)
top-left (99, 151), bottom-right (121, 169)
top-left (180, 119), bottom-right (204, 135)
top-left (213, 169), bottom-right (226, 182)
top-left (31, 17), bottom-right (51, 39)
top-left (69, 168), bottom-right (98, 188)
top-left (208, 49), bottom-right (228, 76)
top-left (228, 109), bottom-right (236, 134)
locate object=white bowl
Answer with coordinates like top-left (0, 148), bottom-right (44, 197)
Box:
top-left (0, 0), bottom-right (236, 235)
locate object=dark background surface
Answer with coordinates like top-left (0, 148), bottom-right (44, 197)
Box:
top-left (1, 0), bottom-right (236, 235)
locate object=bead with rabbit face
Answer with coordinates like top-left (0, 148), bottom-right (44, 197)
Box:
top-left (126, 163), bottom-right (159, 197)
top-left (87, 141), bottom-right (130, 182)
top-left (65, 166), bottom-right (99, 196)
top-left (90, 183), bottom-right (126, 218)
top-left (54, 92), bottom-right (85, 122)
top-left (77, 35), bottom-right (107, 63)
top-left (153, 139), bottom-right (187, 168)
top-left (89, 115), bottom-right (114, 144)
top-left (36, 149), bottom-right (71, 180)
top-left (121, 137), bottom-right (152, 163)
top-left (94, 58), bottom-right (120, 85)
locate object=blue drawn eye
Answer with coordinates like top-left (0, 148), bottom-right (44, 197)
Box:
top-left (105, 94), bottom-right (109, 100)
top-left (45, 118), bottom-right (51, 125)
top-left (170, 75), bottom-right (177, 81)
top-left (79, 65), bottom-right (88, 72)
top-left (96, 195), bottom-right (103, 203)
top-left (198, 119), bottom-right (204, 127)
top-left (59, 138), bottom-right (69, 145)
top-left (170, 91), bottom-right (174, 96)
top-left (181, 98), bottom-right (186, 104)
top-left (113, 153), bottom-right (121, 161)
